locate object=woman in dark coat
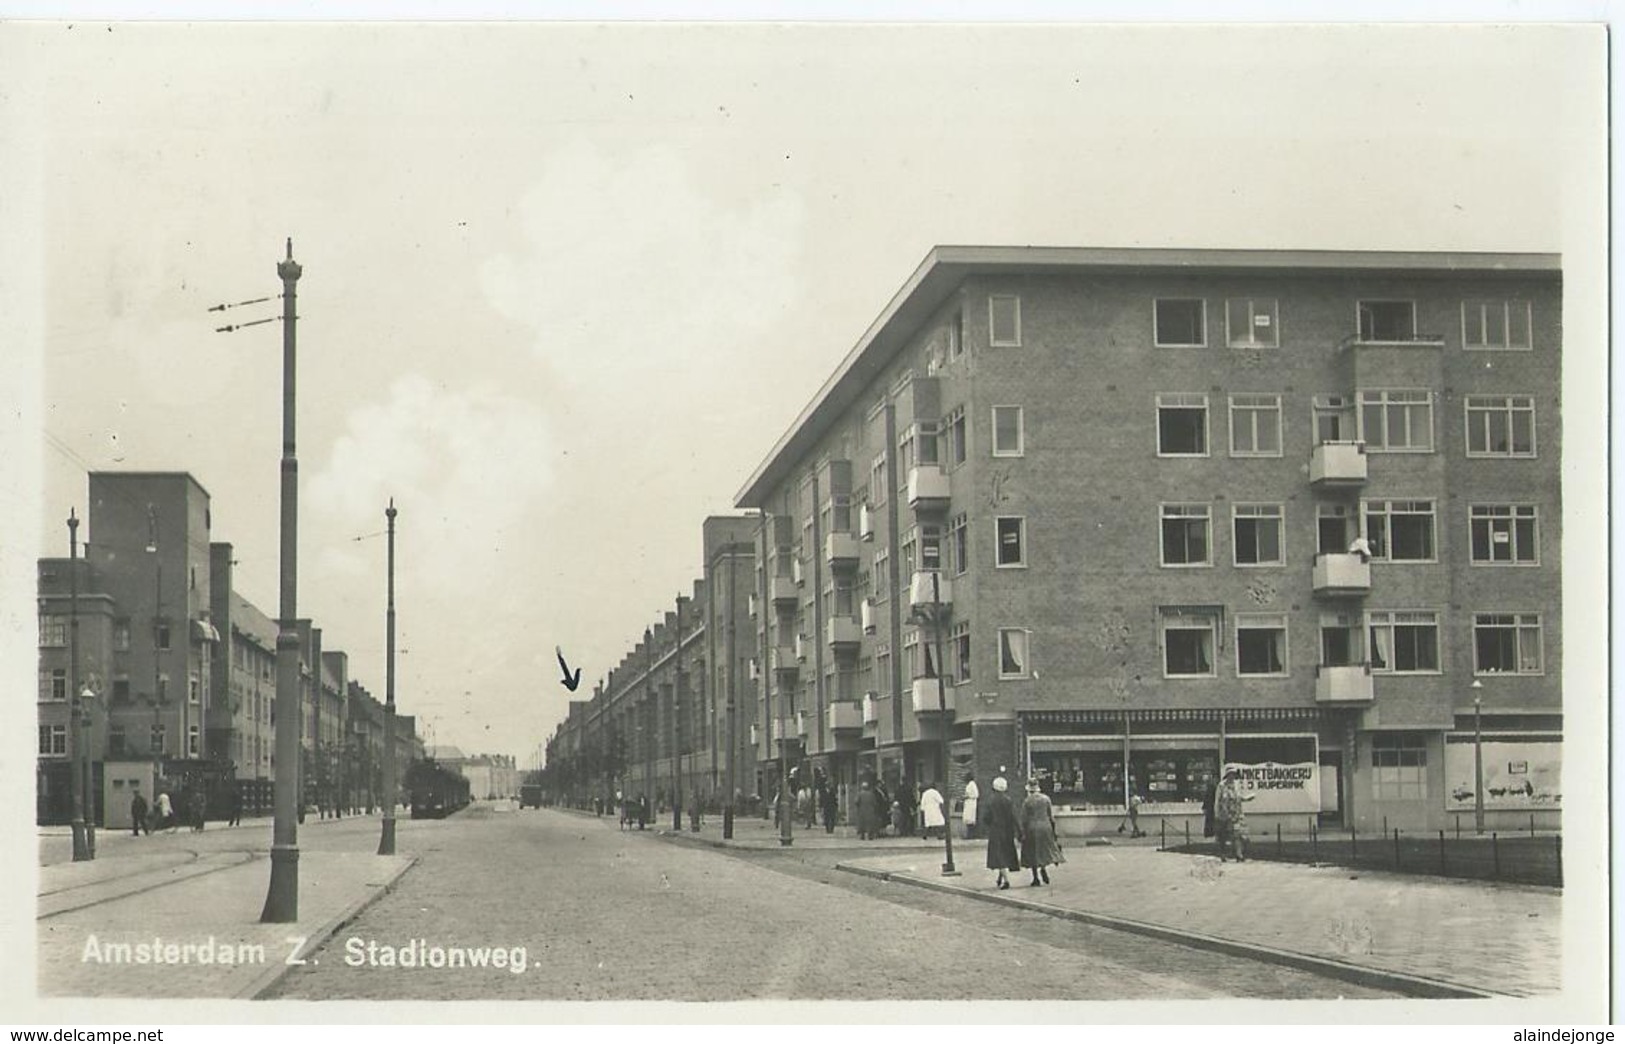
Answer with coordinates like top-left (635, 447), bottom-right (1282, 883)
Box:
top-left (1018, 778), bottom-right (1063, 886)
top-left (854, 780), bottom-right (885, 840)
top-left (980, 776), bottom-right (1021, 889)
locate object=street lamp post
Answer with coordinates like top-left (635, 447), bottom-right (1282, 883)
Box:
top-left (68, 509), bottom-right (90, 861)
top-left (146, 508), bottom-right (163, 777)
top-left (379, 499), bottom-right (398, 856)
top-left (673, 594), bottom-right (684, 833)
top-left (261, 238), bottom-right (302, 923)
top-left (927, 572), bottom-right (957, 876)
top-left (1472, 679), bottom-right (1485, 835)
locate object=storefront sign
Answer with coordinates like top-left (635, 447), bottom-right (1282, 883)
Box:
top-left (1445, 740), bottom-right (1560, 810)
top-left (1222, 760), bottom-right (1320, 814)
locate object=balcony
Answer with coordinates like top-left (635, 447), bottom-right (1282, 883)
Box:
top-left (825, 531), bottom-right (859, 569)
top-left (747, 593), bottom-right (758, 619)
top-left (1309, 441), bottom-right (1368, 486)
top-left (749, 723), bottom-right (760, 746)
top-left (1313, 553), bottom-right (1371, 597)
top-left (770, 645), bottom-right (798, 674)
top-left (828, 701), bottom-right (864, 732)
top-left (769, 718), bottom-right (799, 743)
top-left (826, 615), bottom-right (861, 648)
top-left (792, 557), bottom-right (805, 587)
top-left (908, 570), bottom-right (952, 610)
top-left (1315, 663), bottom-right (1375, 704)
top-left (910, 676), bottom-right (955, 715)
top-left (860, 599), bottom-right (877, 635)
top-left (794, 634), bottom-right (808, 662)
top-left (862, 692), bottom-right (881, 723)
top-left (769, 576), bottom-right (796, 607)
top-left (858, 503), bottom-right (875, 542)
top-left (796, 710), bottom-right (809, 737)
top-left (907, 465), bottom-right (950, 510)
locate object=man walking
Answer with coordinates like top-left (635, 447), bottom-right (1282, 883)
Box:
top-left (130, 791), bottom-right (149, 837)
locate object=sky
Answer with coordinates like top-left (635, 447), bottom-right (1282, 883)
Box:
top-left (1, 20), bottom-right (1607, 770)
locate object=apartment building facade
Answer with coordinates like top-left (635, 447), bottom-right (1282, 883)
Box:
top-left (735, 247), bottom-right (1561, 835)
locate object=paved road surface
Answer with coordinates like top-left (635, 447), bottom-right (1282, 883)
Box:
top-left (267, 807), bottom-right (1398, 1001)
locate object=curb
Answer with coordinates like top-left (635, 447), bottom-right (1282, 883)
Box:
top-left (238, 854), bottom-right (420, 1001)
top-left (834, 862), bottom-right (1495, 1001)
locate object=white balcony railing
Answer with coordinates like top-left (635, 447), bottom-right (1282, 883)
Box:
top-left (825, 531), bottom-right (859, 567)
top-left (1315, 663), bottom-right (1375, 703)
top-left (826, 615), bottom-right (861, 647)
top-left (858, 503), bottom-right (875, 541)
top-left (862, 692), bottom-right (881, 723)
top-left (1309, 441), bottom-right (1368, 485)
top-left (794, 634), bottom-right (808, 662)
top-left (910, 676), bottom-right (955, 714)
top-left (771, 645), bottom-right (797, 673)
top-left (769, 577), bottom-right (796, 605)
top-left (828, 701), bottom-right (864, 731)
top-left (860, 599), bottom-right (877, 634)
top-left (909, 570), bottom-right (952, 610)
top-left (907, 464), bottom-right (950, 508)
top-left (1313, 553), bottom-right (1372, 596)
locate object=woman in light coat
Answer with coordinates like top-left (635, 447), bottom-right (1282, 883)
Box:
top-left (961, 776), bottom-right (980, 840)
top-left (919, 782), bottom-right (946, 840)
top-left (1018, 778), bottom-right (1064, 886)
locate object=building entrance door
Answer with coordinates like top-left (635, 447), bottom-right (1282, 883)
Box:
top-left (1318, 750), bottom-right (1343, 827)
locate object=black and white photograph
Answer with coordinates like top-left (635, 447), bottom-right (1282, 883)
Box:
top-left (0, 11), bottom-right (1610, 1029)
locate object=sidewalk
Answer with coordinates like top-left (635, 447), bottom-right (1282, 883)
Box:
top-left (539, 806), bottom-right (1561, 998)
top-left (835, 845), bottom-right (1558, 999)
top-left (37, 832), bottom-right (415, 999)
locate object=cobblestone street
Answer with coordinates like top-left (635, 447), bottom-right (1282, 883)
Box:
top-left (266, 807), bottom-right (1398, 1001)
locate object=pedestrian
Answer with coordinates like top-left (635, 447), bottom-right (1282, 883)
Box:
top-left (228, 787), bottom-right (243, 827)
top-left (154, 790), bottom-right (174, 833)
top-left (1201, 775), bottom-right (1217, 848)
top-left (189, 789), bottom-right (207, 832)
top-left (854, 779), bottom-right (884, 841)
top-left (896, 778), bottom-right (916, 837)
top-left (1122, 779), bottom-right (1146, 838)
top-left (919, 781), bottom-right (946, 840)
top-left (961, 774), bottom-right (980, 840)
top-left (981, 776), bottom-right (1021, 890)
top-left (689, 788), bottom-right (704, 831)
top-left (130, 791), bottom-right (149, 837)
top-left (798, 783), bottom-right (814, 829)
top-left (1018, 778), bottom-right (1063, 886)
top-left (1214, 767), bottom-right (1255, 862)
top-left (637, 793), bottom-right (649, 830)
top-left (819, 779), bottom-right (838, 834)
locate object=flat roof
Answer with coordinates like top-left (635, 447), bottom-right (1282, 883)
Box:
top-left (734, 245), bottom-right (1561, 507)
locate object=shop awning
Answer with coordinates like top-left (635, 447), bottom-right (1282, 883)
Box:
top-left (1022, 707), bottom-right (1322, 727)
top-left (191, 619), bottom-right (221, 643)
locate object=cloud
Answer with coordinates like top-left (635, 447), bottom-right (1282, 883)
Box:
top-left (478, 141), bottom-right (805, 403)
top-left (306, 373), bottom-right (554, 591)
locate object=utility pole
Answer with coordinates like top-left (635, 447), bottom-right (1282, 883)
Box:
top-left (673, 594), bottom-right (683, 832)
top-left (723, 550), bottom-right (736, 840)
top-left (261, 239), bottom-right (302, 923)
top-left (379, 499), bottom-right (398, 856)
top-left (930, 572), bottom-right (956, 876)
top-left (68, 510), bottom-right (91, 861)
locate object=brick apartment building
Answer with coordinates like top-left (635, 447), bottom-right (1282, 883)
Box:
top-left (543, 515), bottom-right (759, 812)
top-left (733, 246), bottom-right (1561, 836)
top-left (36, 470), bottom-right (424, 826)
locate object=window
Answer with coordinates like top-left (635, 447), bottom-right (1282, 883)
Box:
top-left (1161, 609), bottom-right (1218, 677)
top-left (1236, 614), bottom-right (1288, 676)
top-left (38, 725), bottom-right (67, 756)
top-left (1357, 300), bottom-right (1416, 342)
top-left (995, 517), bottom-right (1026, 567)
top-left (151, 724), bottom-right (166, 754)
top-left (112, 678), bottom-right (129, 703)
top-left (1313, 395), bottom-right (1356, 444)
top-left (952, 623), bottom-right (971, 683)
top-left (870, 453), bottom-right (887, 507)
top-left (998, 628), bottom-right (1032, 679)
top-left (1226, 298), bottom-right (1279, 348)
top-left (874, 549), bottom-right (889, 602)
top-left (156, 620), bottom-right (172, 651)
top-left (919, 524), bottom-right (942, 572)
top-left (114, 620), bottom-right (131, 651)
top-left (51, 669), bottom-right (67, 701)
top-left (1463, 300), bottom-right (1532, 350)
top-left (1474, 613), bottom-right (1543, 675)
top-left (943, 407), bottom-right (968, 467)
top-left (1367, 610), bottom-right (1440, 673)
top-left (905, 631), bottom-right (937, 679)
top-left (916, 422), bottom-right (940, 466)
top-left (1317, 504), bottom-right (1356, 555)
top-left (948, 308), bottom-right (966, 359)
top-left (1157, 394), bottom-right (1209, 456)
top-left (1155, 299), bottom-right (1206, 346)
top-left (1358, 390), bottom-right (1433, 452)
top-left (1320, 612), bottom-right (1363, 667)
top-left (1229, 394), bottom-right (1282, 456)
top-left (1465, 395), bottom-right (1536, 457)
top-left (188, 725), bottom-right (201, 757)
top-left (38, 616), bottom-right (66, 647)
top-left (109, 725), bottom-right (127, 757)
top-left (992, 406), bottom-right (1024, 457)
top-left (1161, 504), bottom-right (1211, 566)
top-left (949, 514), bottom-right (969, 576)
top-left (1470, 505), bottom-right (1539, 565)
top-left (1370, 733), bottom-right (1427, 801)
top-left (1363, 500), bottom-right (1436, 562)
top-left (189, 675), bottom-right (200, 705)
top-left (989, 295), bottom-right (1021, 347)
top-left (1233, 504), bottom-right (1284, 566)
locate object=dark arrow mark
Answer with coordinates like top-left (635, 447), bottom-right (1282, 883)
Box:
top-left (556, 646), bottom-right (582, 692)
